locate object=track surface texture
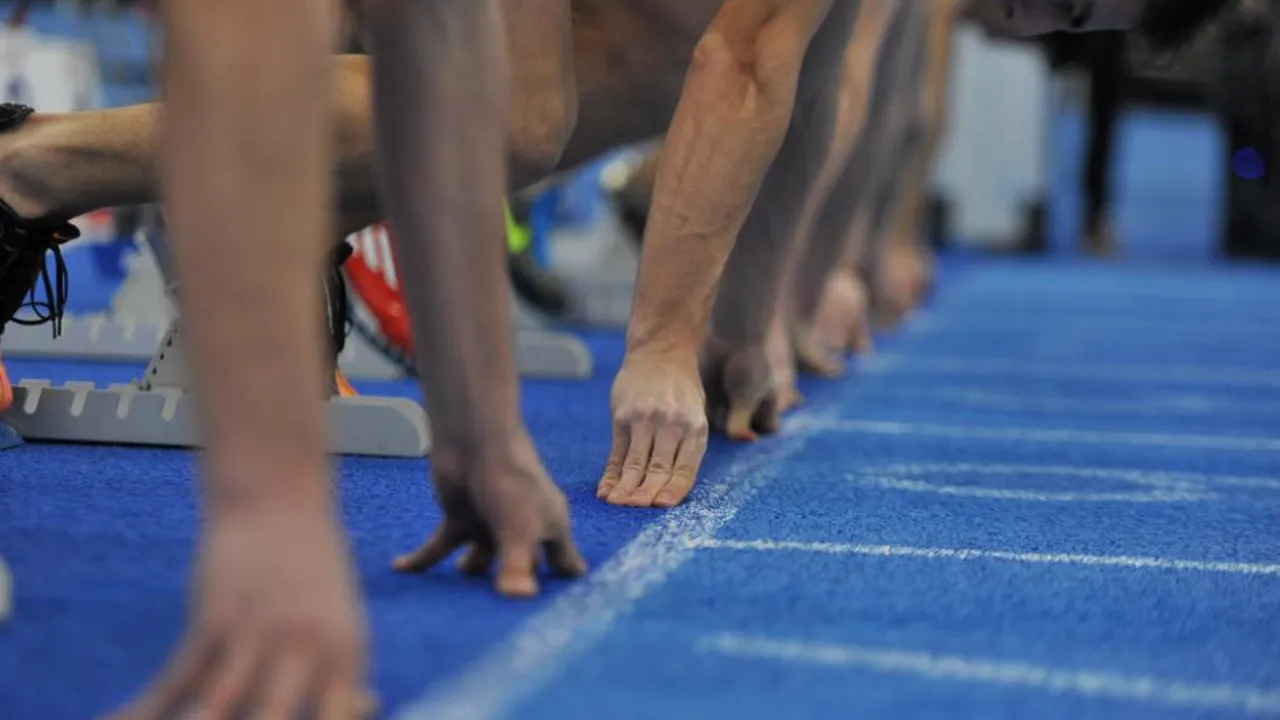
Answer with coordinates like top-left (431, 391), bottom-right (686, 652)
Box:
top-left (3, 253), bottom-right (1279, 719)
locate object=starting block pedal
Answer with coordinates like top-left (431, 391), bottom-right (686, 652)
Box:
top-left (0, 314), bottom-right (167, 363)
top-left (1, 323), bottom-right (431, 458)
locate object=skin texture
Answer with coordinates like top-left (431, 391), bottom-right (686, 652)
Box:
top-left (0, 0), bottom-right (1200, 521)
top-left (112, 0), bottom-right (371, 718)
top-left (360, 0), bottom-right (586, 598)
top-left (0, 0), bottom-right (870, 513)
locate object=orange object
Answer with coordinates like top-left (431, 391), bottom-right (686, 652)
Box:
top-left (334, 369), bottom-right (358, 398)
top-left (343, 224), bottom-right (414, 358)
top-left (0, 358), bottom-right (12, 413)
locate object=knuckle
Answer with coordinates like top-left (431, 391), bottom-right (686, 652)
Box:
top-left (622, 403), bottom-right (657, 425)
top-left (672, 464), bottom-right (699, 482)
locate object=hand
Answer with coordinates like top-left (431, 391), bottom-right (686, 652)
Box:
top-left (766, 313), bottom-right (805, 412)
top-left (598, 351), bottom-right (708, 508)
top-left (793, 269), bottom-right (873, 377)
top-left (109, 495), bottom-right (371, 720)
top-left (701, 336), bottom-right (781, 442)
top-left (873, 241), bottom-right (929, 328)
top-left (394, 431), bottom-right (587, 597)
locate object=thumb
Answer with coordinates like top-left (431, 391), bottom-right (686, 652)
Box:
top-left (721, 351), bottom-right (775, 442)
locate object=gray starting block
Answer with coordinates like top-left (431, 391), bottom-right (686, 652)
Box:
top-left (1, 322), bottom-right (431, 457)
top-left (549, 209), bottom-right (637, 328)
top-left (339, 296), bottom-right (593, 382)
top-left (0, 221), bottom-right (431, 457)
top-left (6, 231), bottom-right (593, 382)
top-left (1, 313), bottom-right (166, 362)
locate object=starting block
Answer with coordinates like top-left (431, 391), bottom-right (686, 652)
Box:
top-left (1, 313), bottom-right (167, 362)
top-left (1, 322), bottom-right (431, 457)
top-left (338, 224), bottom-right (594, 381)
top-left (546, 203), bottom-right (638, 328)
top-left (8, 224), bottom-right (595, 382)
top-left (0, 221), bottom-right (432, 458)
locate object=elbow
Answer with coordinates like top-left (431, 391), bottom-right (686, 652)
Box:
top-left (688, 26), bottom-right (805, 121)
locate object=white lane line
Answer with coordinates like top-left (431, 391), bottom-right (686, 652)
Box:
top-left (393, 412), bottom-right (834, 720)
top-left (849, 476), bottom-right (1211, 503)
top-left (689, 538), bottom-right (1280, 576)
top-left (864, 356), bottom-right (1280, 387)
top-left (791, 418), bottom-right (1280, 452)
top-left (929, 388), bottom-right (1265, 415)
top-left (845, 463), bottom-right (1280, 503)
top-left (907, 315), bottom-right (1280, 336)
top-left (697, 633), bottom-right (1280, 716)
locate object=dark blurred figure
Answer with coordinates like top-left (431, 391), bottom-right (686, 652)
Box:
top-left (1042, 31), bottom-right (1128, 256)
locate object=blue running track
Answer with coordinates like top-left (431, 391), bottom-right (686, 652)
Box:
top-left (3, 255), bottom-right (1279, 719)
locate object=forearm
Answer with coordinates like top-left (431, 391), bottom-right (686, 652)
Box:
top-left (795, 144), bottom-right (870, 320)
top-left (364, 0), bottom-right (519, 450)
top-left (624, 31), bottom-right (805, 357)
top-left (711, 88), bottom-right (841, 344)
top-left (162, 0), bottom-right (336, 508)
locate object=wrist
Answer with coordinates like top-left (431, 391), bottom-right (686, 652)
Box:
top-left (430, 423), bottom-right (537, 477)
top-left (204, 450), bottom-right (336, 518)
top-left (624, 326), bottom-right (702, 363)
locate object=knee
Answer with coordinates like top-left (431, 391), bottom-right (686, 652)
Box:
top-left (509, 86), bottom-right (577, 187)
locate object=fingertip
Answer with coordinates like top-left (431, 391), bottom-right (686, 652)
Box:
top-left (652, 493), bottom-right (681, 508)
top-left (725, 409), bottom-right (757, 441)
top-left (496, 574), bottom-right (540, 598)
top-left (455, 547), bottom-right (494, 577)
top-left (556, 548), bottom-right (590, 578)
top-left (391, 554), bottom-right (422, 573)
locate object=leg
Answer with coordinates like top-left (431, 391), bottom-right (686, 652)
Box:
top-left (361, 0), bottom-right (584, 597)
top-left (117, 0), bottom-right (368, 717)
top-left (503, 0), bottom-right (579, 190)
top-left (0, 55), bottom-right (379, 227)
top-left (1083, 32), bottom-right (1125, 256)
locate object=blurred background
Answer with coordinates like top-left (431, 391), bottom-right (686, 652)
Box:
top-left (0, 0), bottom-right (1270, 307)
